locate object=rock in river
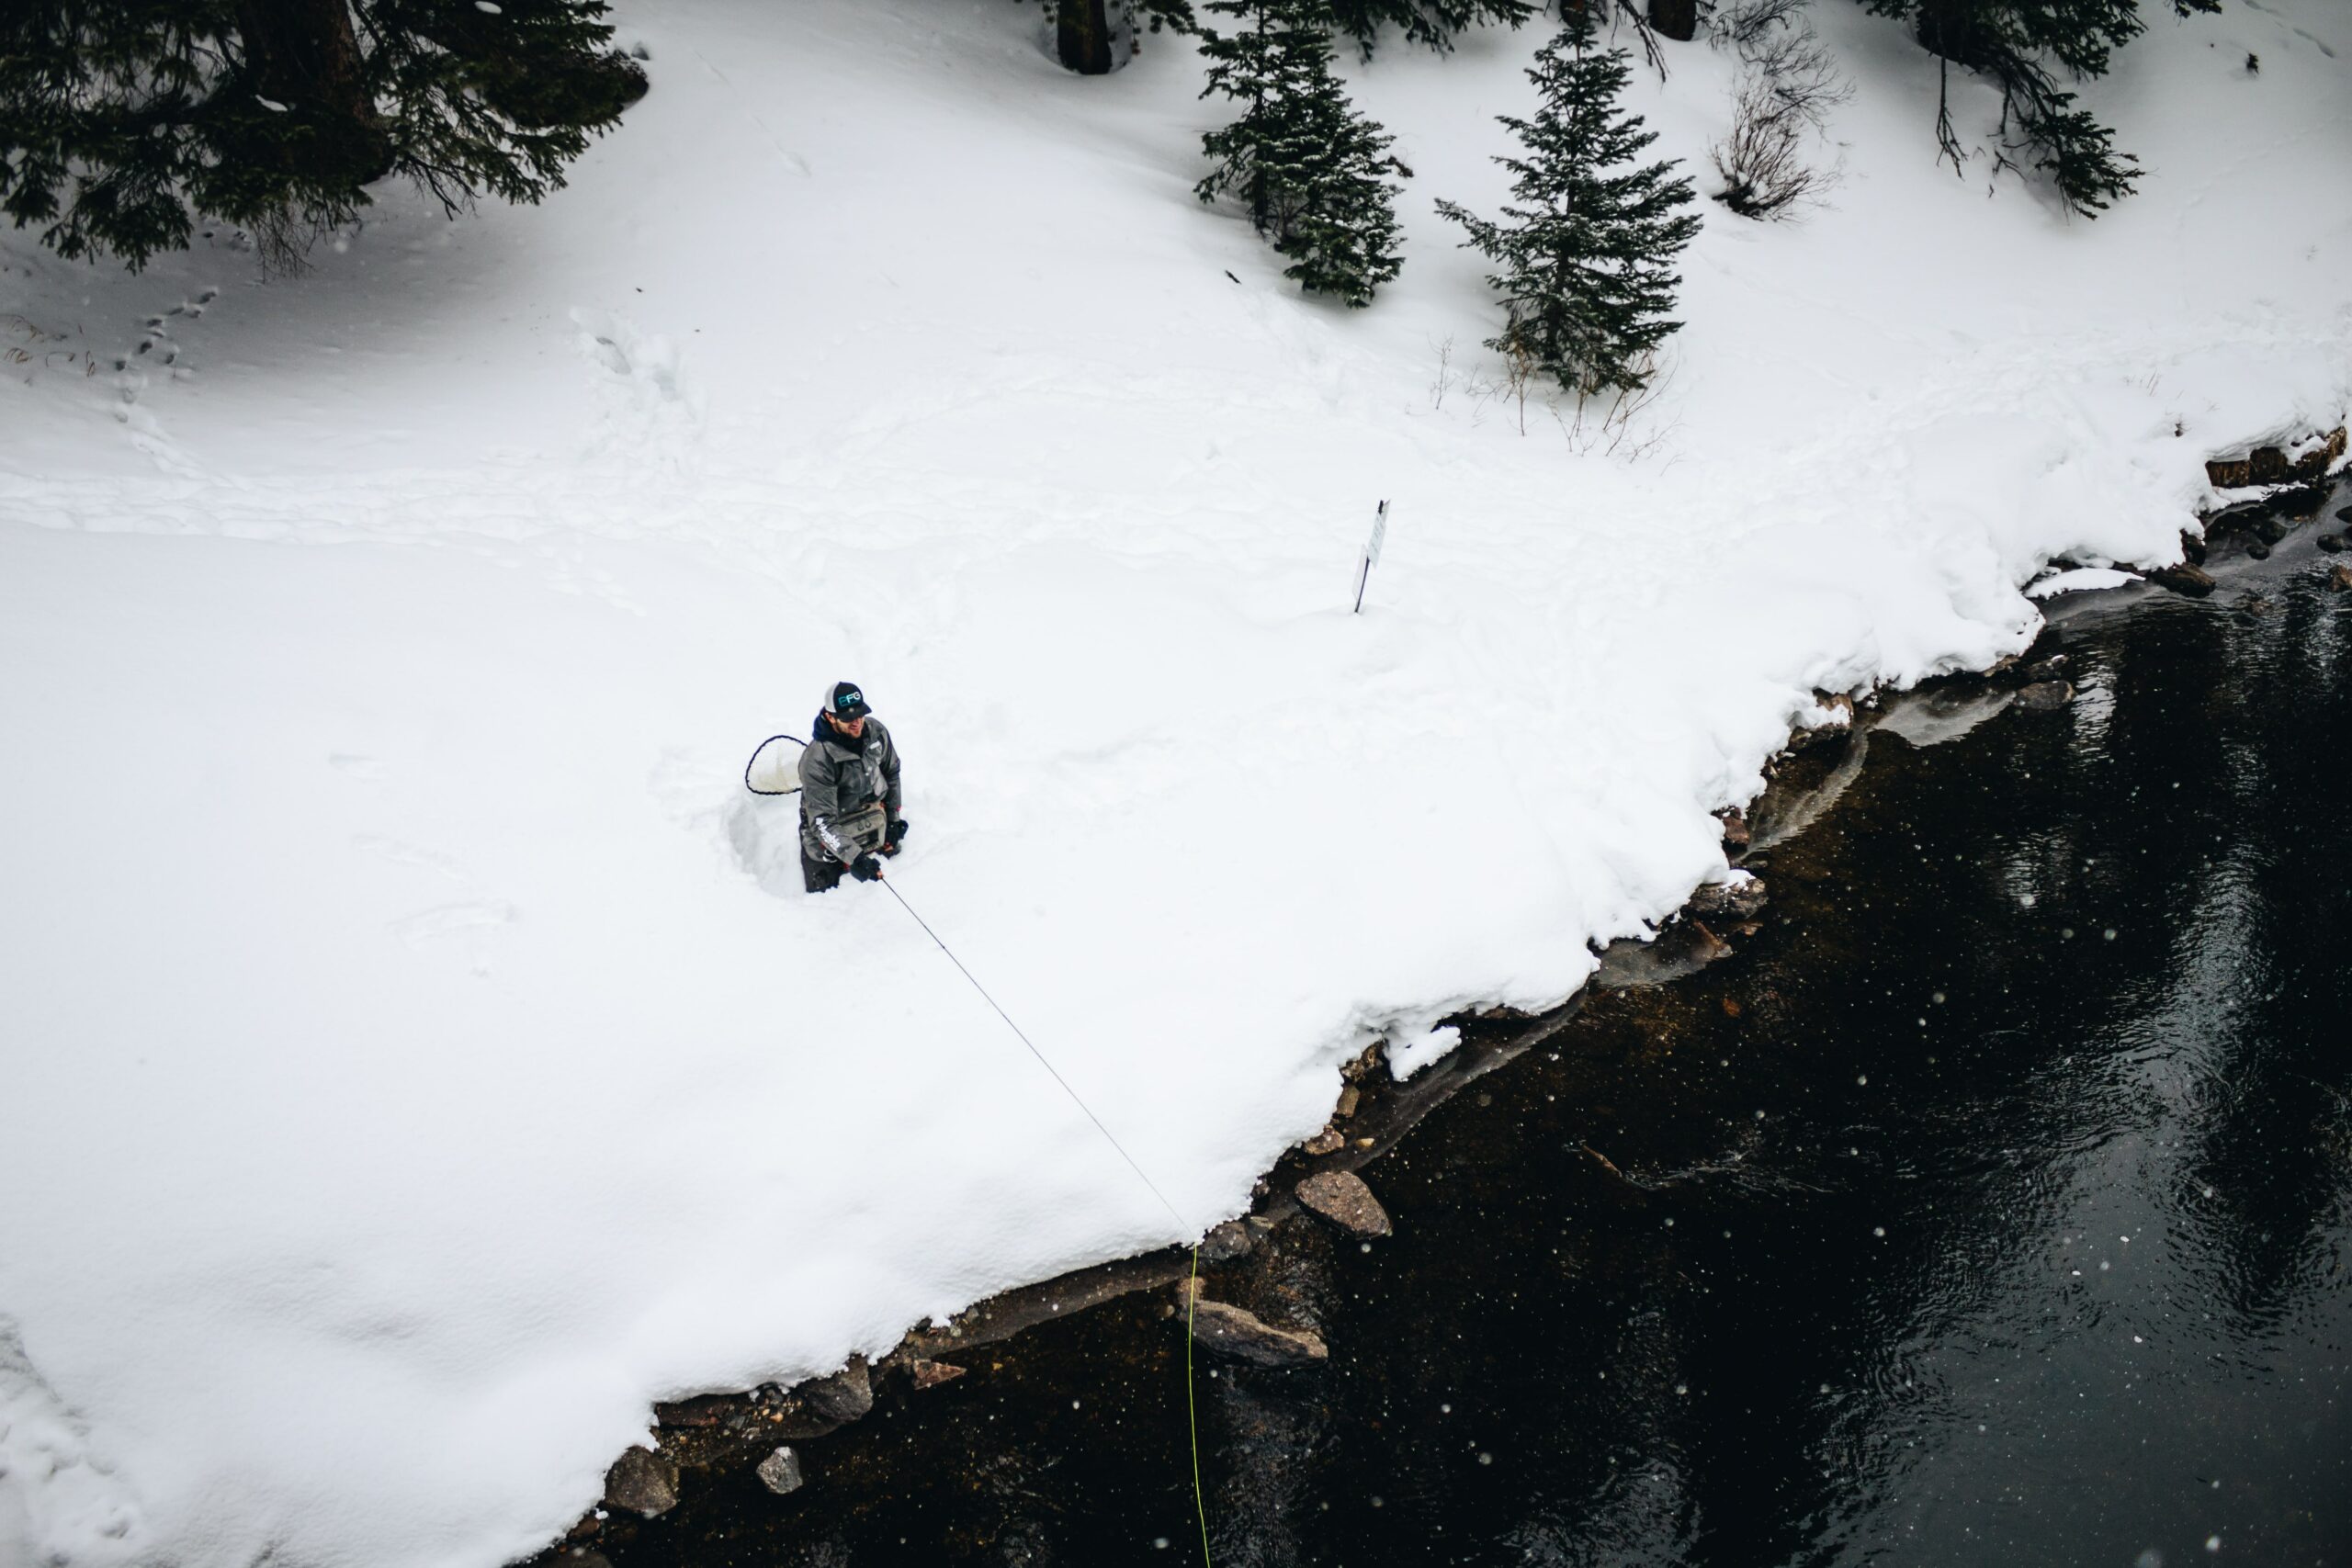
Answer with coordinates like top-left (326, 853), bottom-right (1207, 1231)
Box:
top-left (2014, 681), bottom-right (2075, 712)
top-left (910, 1358), bottom-right (967, 1390)
top-left (1295, 1170), bottom-right (1393, 1237)
top-left (756, 1446), bottom-right (807, 1496)
top-left (2149, 563), bottom-right (2217, 598)
top-left (604, 1446), bottom-right (680, 1518)
top-left (1179, 1280), bottom-right (1328, 1368)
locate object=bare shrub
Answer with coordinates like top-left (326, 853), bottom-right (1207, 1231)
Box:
top-left (1706, 0), bottom-right (1848, 220)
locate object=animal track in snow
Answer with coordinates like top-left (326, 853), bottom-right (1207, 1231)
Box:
top-left (110, 288), bottom-right (218, 419)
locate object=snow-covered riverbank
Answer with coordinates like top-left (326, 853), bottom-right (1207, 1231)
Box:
top-left (2, 3), bottom-right (2346, 1566)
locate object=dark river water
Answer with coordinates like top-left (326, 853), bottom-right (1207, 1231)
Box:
top-left (603, 493), bottom-right (2352, 1568)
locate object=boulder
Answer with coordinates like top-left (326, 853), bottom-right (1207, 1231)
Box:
top-left (2203, 427), bottom-right (2346, 489)
top-left (603, 1446), bottom-right (680, 1518)
top-left (1178, 1280), bottom-right (1328, 1368)
top-left (2014, 681), bottom-right (2075, 712)
top-left (2337, 505), bottom-right (2352, 525)
top-left (2148, 563), bottom-right (2216, 598)
top-left (2330, 564), bottom-right (2352, 593)
top-left (766, 1358), bottom-right (873, 1438)
top-left (1198, 1220), bottom-right (1254, 1263)
top-left (1687, 875), bottom-right (1767, 923)
top-left (2316, 534), bottom-right (2346, 553)
top-left (755, 1446), bottom-right (806, 1496)
top-left (801, 1359), bottom-right (873, 1425)
top-left (2246, 542), bottom-right (2272, 560)
top-left (1295, 1170), bottom-right (1393, 1238)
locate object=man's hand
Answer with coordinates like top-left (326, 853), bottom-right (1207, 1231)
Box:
top-left (850, 853), bottom-right (885, 883)
top-left (882, 818), bottom-right (910, 856)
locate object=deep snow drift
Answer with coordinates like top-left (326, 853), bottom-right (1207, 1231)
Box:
top-left (2, 2), bottom-right (2346, 1565)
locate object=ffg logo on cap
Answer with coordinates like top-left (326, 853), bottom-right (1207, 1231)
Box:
top-left (825, 681), bottom-right (871, 720)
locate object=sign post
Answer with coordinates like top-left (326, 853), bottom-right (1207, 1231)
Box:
top-left (1352, 499), bottom-right (1389, 615)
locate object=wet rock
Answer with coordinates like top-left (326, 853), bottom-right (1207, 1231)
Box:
top-left (802, 1359), bottom-right (873, 1425)
top-left (766, 1358), bottom-right (873, 1438)
top-left (2336, 504), bottom-right (2352, 524)
top-left (2022, 655), bottom-right (2069, 684)
top-left (1302, 1126), bottom-right (1345, 1156)
top-left (1198, 1219), bottom-right (1254, 1262)
top-left (2014, 681), bottom-right (2075, 712)
top-left (755, 1445), bottom-right (806, 1495)
top-left (2179, 532), bottom-right (2209, 566)
top-left (1717, 807), bottom-right (1751, 852)
top-left (2269, 487), bottom-right (2327, 523)
top-left (2330, 563), bottom-right (2352, 592)
top-left (2246, 542), bottom-right (2272, 560)
top-left (1295, 1170), bottom-right (1393, 1238)
top-left (2148, 563), bottom-right (2216, 598)
top-left (2250, 514), bottom-right (2289, 545)
top-left (2206, 428), bottom-right (2346, 489)
top-left (1178, 1280), bottom-right (1329, 1368)
top-left (909, 1358), bottom-right (967, 1390)
top-left (2317, 534), bottom-right (2346, 553)
top-left (1687, 875), bottom-right (1767, 923)
top-left (604, 1446), bottom-right (679, 1518)
top-left (1334, 1084), bottom-right (1361, 1119)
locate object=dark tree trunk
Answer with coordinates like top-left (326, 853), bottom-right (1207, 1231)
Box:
top-left (235, 0), bottom-right (393, 181)
top-left (1647, 0), bottom-right (1696, 41)
top-left (1057, 0), bottom-right (1114, 74)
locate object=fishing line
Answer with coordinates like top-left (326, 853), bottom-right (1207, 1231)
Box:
top-left (880, 878), bottom-right (1215, 1566)
top-left (881, 881), bottom-right (1192, 1235)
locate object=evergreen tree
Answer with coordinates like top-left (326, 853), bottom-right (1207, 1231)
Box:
top-left (1328, 0), bottom-right (1536, 57)
top-left (1860, 0), bottom-right (2222, 217)
top-left (1196, 0), bottom-right (1404, 307)
top-left (0, 0), bottom-right (647, 271)
top-left (1437, 10), bottom-right (1700, 395)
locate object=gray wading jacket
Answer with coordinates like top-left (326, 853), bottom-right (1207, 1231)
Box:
top-left (798, 715), bottom-right (903, 864)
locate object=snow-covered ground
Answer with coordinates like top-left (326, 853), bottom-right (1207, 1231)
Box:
top-left (2, 2), bottom-right (2346, 1564)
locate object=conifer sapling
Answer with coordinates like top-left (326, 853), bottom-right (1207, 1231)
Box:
top-left (1196, 0), bottom-right (1405, 307)
top-left (1437, 9), bottom-right (1700, 395)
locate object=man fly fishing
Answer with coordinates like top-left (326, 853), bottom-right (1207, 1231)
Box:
top-left (799, 680), bottom-right (907, 892)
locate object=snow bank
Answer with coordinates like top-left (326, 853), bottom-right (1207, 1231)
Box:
top-left (1, 2), bottom-right (2346, 1565)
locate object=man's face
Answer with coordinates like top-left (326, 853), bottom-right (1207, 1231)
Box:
top-left (832, 712), bottom-right (866, 739)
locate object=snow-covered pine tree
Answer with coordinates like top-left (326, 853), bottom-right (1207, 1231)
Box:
top-left (0, 0), bottom-right (646, 270)
top-left (1196, 0), bottom-right (1404, 307)
top-left (1436, 8), bottom-right (1699, 395)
